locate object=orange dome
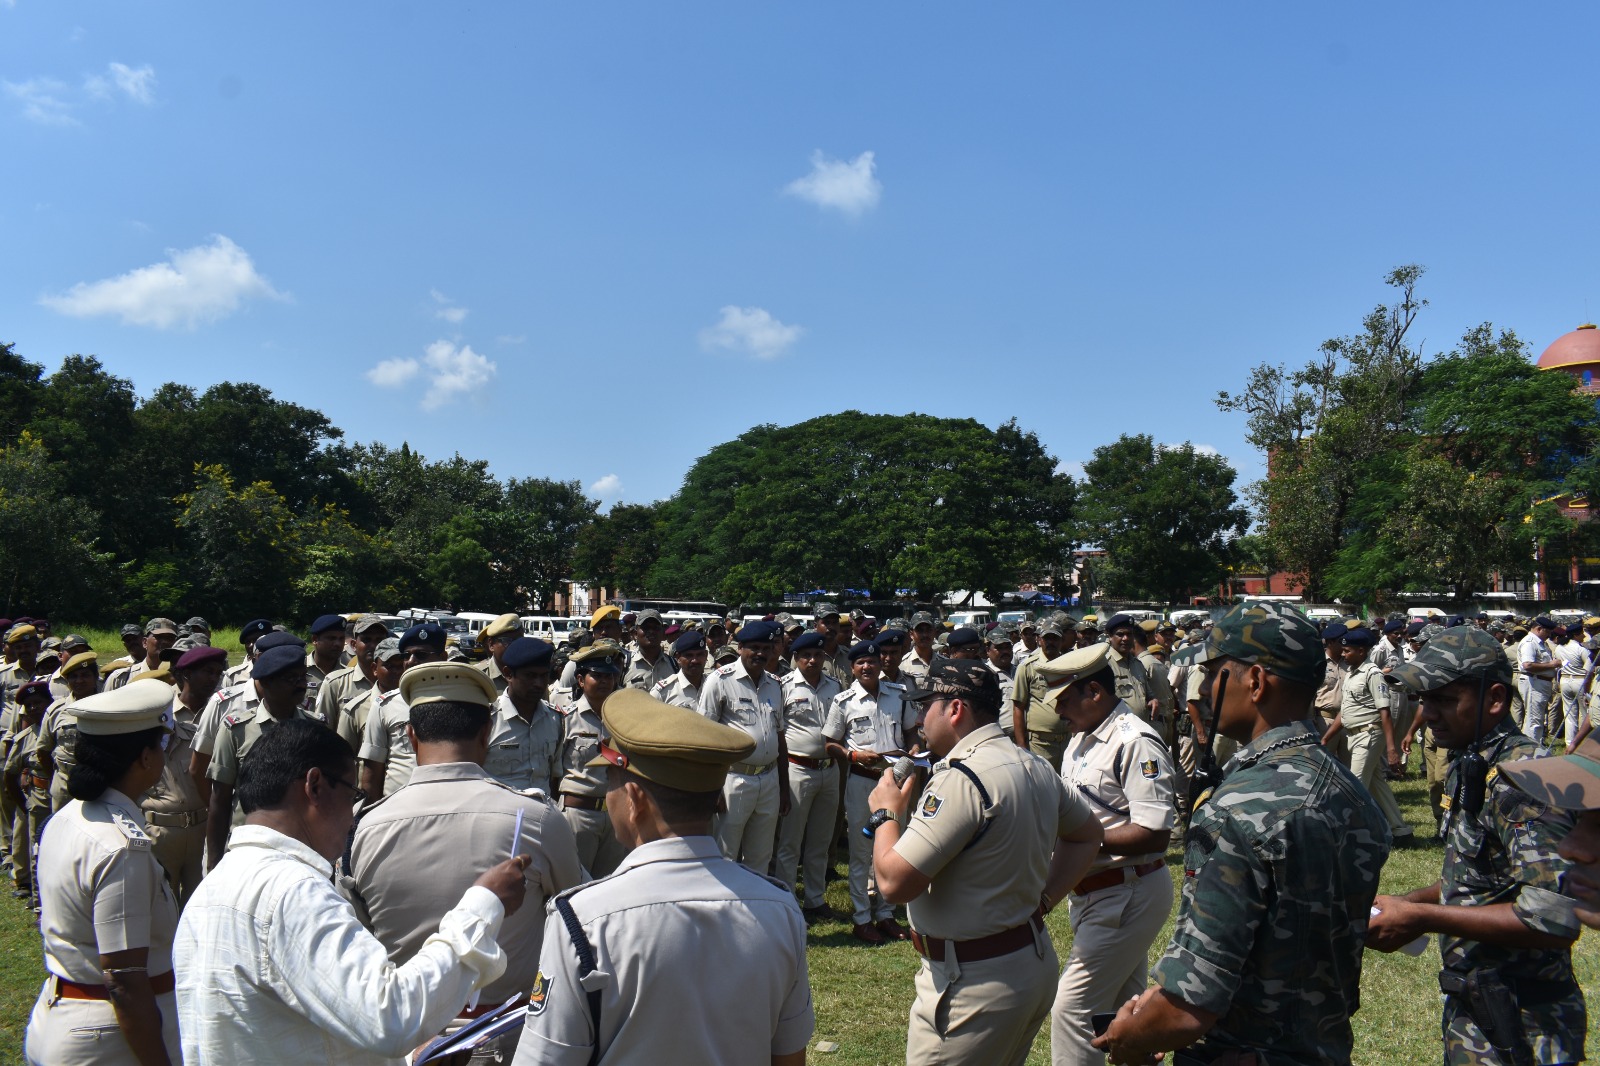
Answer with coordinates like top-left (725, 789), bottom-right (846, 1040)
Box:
top-left (1538, 323), bottom-right (1600, 369)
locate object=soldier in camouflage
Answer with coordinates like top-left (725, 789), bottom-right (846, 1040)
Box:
top-left (1096, 601), bottom-right (1391, 1066)
top-left (1368, 627), bottom-right (1585, 1066)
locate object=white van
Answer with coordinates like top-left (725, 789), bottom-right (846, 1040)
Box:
top-left (521, 615), bottom-right (586, 647)
top-left (948, 611), bottom-right (991, 628)
top-left (457, 612), bottom-right (501, 636)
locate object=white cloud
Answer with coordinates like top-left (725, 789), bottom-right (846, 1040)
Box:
top-left (1159, 442), bottom-right (1222, 457)
top-left (429, 288), bottom-right (468, 324)
top-left (40, 235), bottom-right (286, 329)
top-left (366, 358), bottom-right (421, 388)
top-left (588, 474), bottom-right (622, 499)
top-left (86, 62), bottom-right (155, 104)
top-left (698, 305), bottom-right (803, 361)
top-left (3, 77), bottom-right (77, 125)
top-left (784, 150), bottom-right (881, 217)
top-left (420, 339), bottom-right (495, 410)
top-left (1056, 460), bottom-right (1086, 480)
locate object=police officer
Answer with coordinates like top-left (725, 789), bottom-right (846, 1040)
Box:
top-left (476, 612), bottom-right (524, 695)
top-left (39, 651), bottom-right (100, 813)
top-left (6, 679), bottom-right (55, 908)
top-left (359, 622), bottom-right (448, 800)
top-left (105, 619), bottom-right (177, 691)
top-left (303, 614), bottom-right (347, 717)
top-left (697, 619), bottom-right (790, 874)
top-left (513, 689), bottom-right (815, 1065)
top-left (869, 658), bottom-right (1103, 1065)
top-left (1102, 614), bottom-right (1157, 722)
top-left (483, 637), bottom-right (564, 795)
top-left (557, 640), bottom-right (628, 877)
top-left (142, 646), bottom-right (225, 908)
top-left (1324, 626), bottom-right (1416, 846)
top-left (313, 614), bottom-right (386, 727)
top-left (1041, 645), bottom-right (1176, 1066)
top-left (1012, 616), bottom-right (1071, 766)
top-left (104, 624), bottom-right (144, 673)
top-left (1369, 627), bottom-right (1586, 1066)
top-left (774, 631), bottom-right (843, 924)
top-left (26, 679), bottom-right (179, 1065)
top-left (875, 626), bottom-right (909, 684)
top-left (1096, 602), bottom-right (1390, 1066)
top-left (204, 642), bottom-right (316, 872)
top-left (823, 640), bottom-right (918, 943)
top-left (1519, 616), bottom-right (1560, 744)
top-left (622, 609), bottom-right (674, 692)
top-left (650, 630), bottom-right (709, 710)
top-left (345, 662), bottom-right (582, 1063)
top-left (220, 618), bottom-right (274, 691)
top-left (1314, 623), bottom-right (1350, 766)
top-left (900, 612), bottom-right (938, 688)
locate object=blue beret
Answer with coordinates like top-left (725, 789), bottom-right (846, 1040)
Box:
top-left (1446, 615), bottom-right (1466, 628)
top-left (1103, 613), bottom-right (1135, 633)
top-left (845, 640), bottom-right (882, 662)
top-left (789, 632), bottom-right (826, 654)
top-left (672, 631), bottom-right (706, 655)
top-left (309, 613), bottom-right (345, 635)
top-left (502, 636), bottom-right (554, 672)
top-left (874, 628), bottom-right (906, 649)
top-left (947, 627), bottom-right (982, 648)
top-left (1382, 619), bottom-right (1405, 634)
top-left (239, 618), bottom-right (274, 645)
top-left (735, 620), bottom-right (782, 644)
top-left (1340, 627), bottom-right (1377, 647)
top-left (1321, 623), bottom-right (1347, 641)
top-left (252, 645), bottom-right (305, 679)
top-left (398, 623), bottom-right (447, 652)
top-left (254, 631), bottom-right (305, 653)
top-left (1534, 615), bottom-right (1556, 629)
top-left (1406, 620), bottom-right (1426, 636)
top-left (1568, 623), bottom-right (1586, 638)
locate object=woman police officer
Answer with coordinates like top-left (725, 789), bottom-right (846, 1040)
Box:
top-left (26, 679), bottom-right (179, 1066)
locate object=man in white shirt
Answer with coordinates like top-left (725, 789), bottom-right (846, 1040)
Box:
top-left (1519, 616), bottom-right (1561, 744)
top-left (174, 717), bottom-right (529, 1065)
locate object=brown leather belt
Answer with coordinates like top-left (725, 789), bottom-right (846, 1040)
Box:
top-left (729, 760), bottom-right (775, 776)
top-left (849, 764), bottom-right (884, 781)
top-left (910, 910), bottom-right (1044, 964)
top-left (144, 808), bottom-right (205, 828)
top-left (787, 754), bottom-right (832, 770)
top-left (1073, 859), bottom-right (1165, 896)
top-left (560, 794), bottom-right (605, 811)
top-left (54, 972), bottom-right (174, 999)
top-left (27, 773), bottom-right (49, 792)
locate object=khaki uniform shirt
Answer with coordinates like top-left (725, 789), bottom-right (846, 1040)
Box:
top-left (38, 789), bottom-right (178, 984)
top-left (558, 696), bottom-right (607, 798)
top-left (1313, 658), bottom-right (1347, 717)
top-left (482, 694), bottom-right (563, 795)
top-left (782, 671), bottom-right (842, 760)
top-left (345, 762), bottom-right (582, 1004)
top-left (105, 658), bottom-right (157, 692)
top-left (1339, 660), bottom-right (1389, 731)
top-left (894, 723), bottom-right (1096, 940)
top-left (899, 648), bottom-right (936, 689)
top-left (193, 681), bottom-right (259, 758)
top-left (1062, 704), bottom-right (1175, 873)
top-left (38, 697), bottom-right (82, 810)
top-left (313, 664), bottom-right (373, 734)
top-left (1016, 648), bottom-right (1071, 737)
top-left (475, 656), bottom-right (508, 696)
top-left (823, 647), bottom-right (852, 687)
top-left (1369, 636), bottom-right (1404, 673)
top-left (142, 702), bottom-right (206, 816)
top-left (697, 661), bottom-right (786, 768)
top-left (338, 686), bottom-right (383, 753)
top-left (1136, 650), bottom-right (1176, 722)
top-left (219, 658), bottom-right (251, 691)
top-left (823, 681), bottom-right (916, 754)
top-left (623, 647), bottom-right (675, 693)
top-left (210, 703), bottom-right (322, 788)
top-left (358, 690), bottom-right (415, 795)
top-left (650, 670), bottom-right (703, 711)
top-left (1106, 646), bottom-right (1153, 721)
top-left (7, 718), bottom-right (51, 810)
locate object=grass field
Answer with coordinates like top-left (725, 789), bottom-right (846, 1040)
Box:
top-left (1, 633), bottom-right (1594, 1062)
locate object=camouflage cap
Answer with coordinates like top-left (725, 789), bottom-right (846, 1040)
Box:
top-left (1501, 733), bottom-right (1600, 810)
top-left (1416, 623), bottom-right (1446, 645)
top-left (813, 602), bottom-right (840, 621)
top-left (901, 657), bottom-right (1002, 717)
top-left (1383, 626), bottom-right (1513, 693)
top-left (909, 611), bottom-right (935, 629)
top-left (1188, 601), bottom-right (1326, 687)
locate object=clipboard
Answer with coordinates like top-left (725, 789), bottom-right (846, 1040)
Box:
top-left (413, 992), bottom-right (528, 1064)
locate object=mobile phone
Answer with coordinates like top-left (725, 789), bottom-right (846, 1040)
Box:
top-left (1091, 1013), bottom-right (1116, 1036)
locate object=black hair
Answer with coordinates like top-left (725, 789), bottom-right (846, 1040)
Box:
top-left (410, 699), bottom-right (491, 744)
top-left (1078, 665), bottom-right (1119, 701)
top-left (236, 718), bottom-right (354, 814)
top-left (67, 727), bottom-right (166, 802)
top-left (625, 769), bottom-right (721, 823)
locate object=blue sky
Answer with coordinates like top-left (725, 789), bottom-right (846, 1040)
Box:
top-left (5, 3), bottom-right (1600, 510)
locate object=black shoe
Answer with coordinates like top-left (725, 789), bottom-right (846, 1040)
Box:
top-left (802, 905), bottom-right (833, 925)
top-left (12, 888), bottom-right (30, 899)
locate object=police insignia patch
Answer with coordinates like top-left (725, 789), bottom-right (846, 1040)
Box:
top-left (920, 792), bottom-right (943, 819)
top-left (526, 971), bottom-right (550, 1015)
top-left (1140, 759), bottom-right (1159, 780)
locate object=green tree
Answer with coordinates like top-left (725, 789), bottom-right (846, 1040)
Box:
top-left (575, 503), bottom-right (666, 597)
top-left (1075, 435), bottom-right (1248, 603)
top-left (0, 433), bottom-right (115, 619)
top-left (488, 478), bottom-right (598, 609)
top-left (175, 464), bottom-right (298, 619)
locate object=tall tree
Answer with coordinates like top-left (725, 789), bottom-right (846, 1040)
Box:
top-left (575, 503), bottom-right (666, 597)
top-left (0, 433), bottom-right (114, 619)
top-left (489, 478), bottom-right (598, 609)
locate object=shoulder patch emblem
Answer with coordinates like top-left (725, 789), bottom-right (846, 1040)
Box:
top-left (1485, 766), bottom-right (1500, 785)
top-left (1440, 794), bottom-right (1452, 811)
top-left (920, 792), bottom-right (943, 819)
top-left (1140, 759), bottom-right (1159, 780)
top-left (526, 971), bottom-right (550, 1015)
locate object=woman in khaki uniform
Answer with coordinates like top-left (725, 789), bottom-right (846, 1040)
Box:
top-left (25, 679), bottom-right (179, 1066)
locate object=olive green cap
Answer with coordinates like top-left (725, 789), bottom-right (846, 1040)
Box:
top-left (481, 613), bottom-right (522, 640)
top-left (589, 688), bottom-right (754, 792)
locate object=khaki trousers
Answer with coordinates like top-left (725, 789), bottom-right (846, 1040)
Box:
top-left (1318, 712), bottom-right (1349, 767)
top-left (907, 933), bottom-right (1059, 1066)
top-left (843, 774), bottom-right (893, 925)
top-left (1424, 730), bottom-right (1449, 829)
top-left (1347, 726), bottom-right (1411, 839)
top-left (26, 982), bottom-right (180, 1065)
top-left (561, 804), bottom-right (626, 879)
top-left (714, 766), bottom-right (780, 874)
top-left (1027, 732), bottom-right (1069, 772)
top-left (774, 761), bottom-right (840, 908)
top-left (146, 817), bottom-right (206, 910)
top-left (1051, 867), bottom-right (1174, 1066)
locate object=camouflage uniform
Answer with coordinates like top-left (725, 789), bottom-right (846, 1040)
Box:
top-left (1385, 627), bottom-right (1587, 1066)
top-left (1153, 601), bottom-right (1390, 1066)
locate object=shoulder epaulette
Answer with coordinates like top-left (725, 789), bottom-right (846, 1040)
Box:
top-left (108, 807), bottom-right (151, 849)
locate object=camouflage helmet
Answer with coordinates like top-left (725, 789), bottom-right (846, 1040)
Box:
top-left (1383, 626), bottom-right (1512, 693)
top-left (1183, 601), bottom-right (1326, 687)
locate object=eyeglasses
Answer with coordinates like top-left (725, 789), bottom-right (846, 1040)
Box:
top-left (330, 775), bottom-right (368, 805)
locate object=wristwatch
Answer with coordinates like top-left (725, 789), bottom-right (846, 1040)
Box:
top-left (866, 808), bottom-right (897, 834)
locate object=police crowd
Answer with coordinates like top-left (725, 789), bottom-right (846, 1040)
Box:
top-left (3, 598), bottom-right (1600, 1065)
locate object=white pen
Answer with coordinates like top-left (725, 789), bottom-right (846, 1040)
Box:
top-left (511, 807), bottom-right (526, 858)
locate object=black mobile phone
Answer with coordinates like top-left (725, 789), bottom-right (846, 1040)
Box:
top-left (1091, 1013), bottom-right (1117, 1036)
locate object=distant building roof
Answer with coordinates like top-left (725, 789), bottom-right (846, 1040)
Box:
top-left (1538, 323), bottom-right (1600, 370)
